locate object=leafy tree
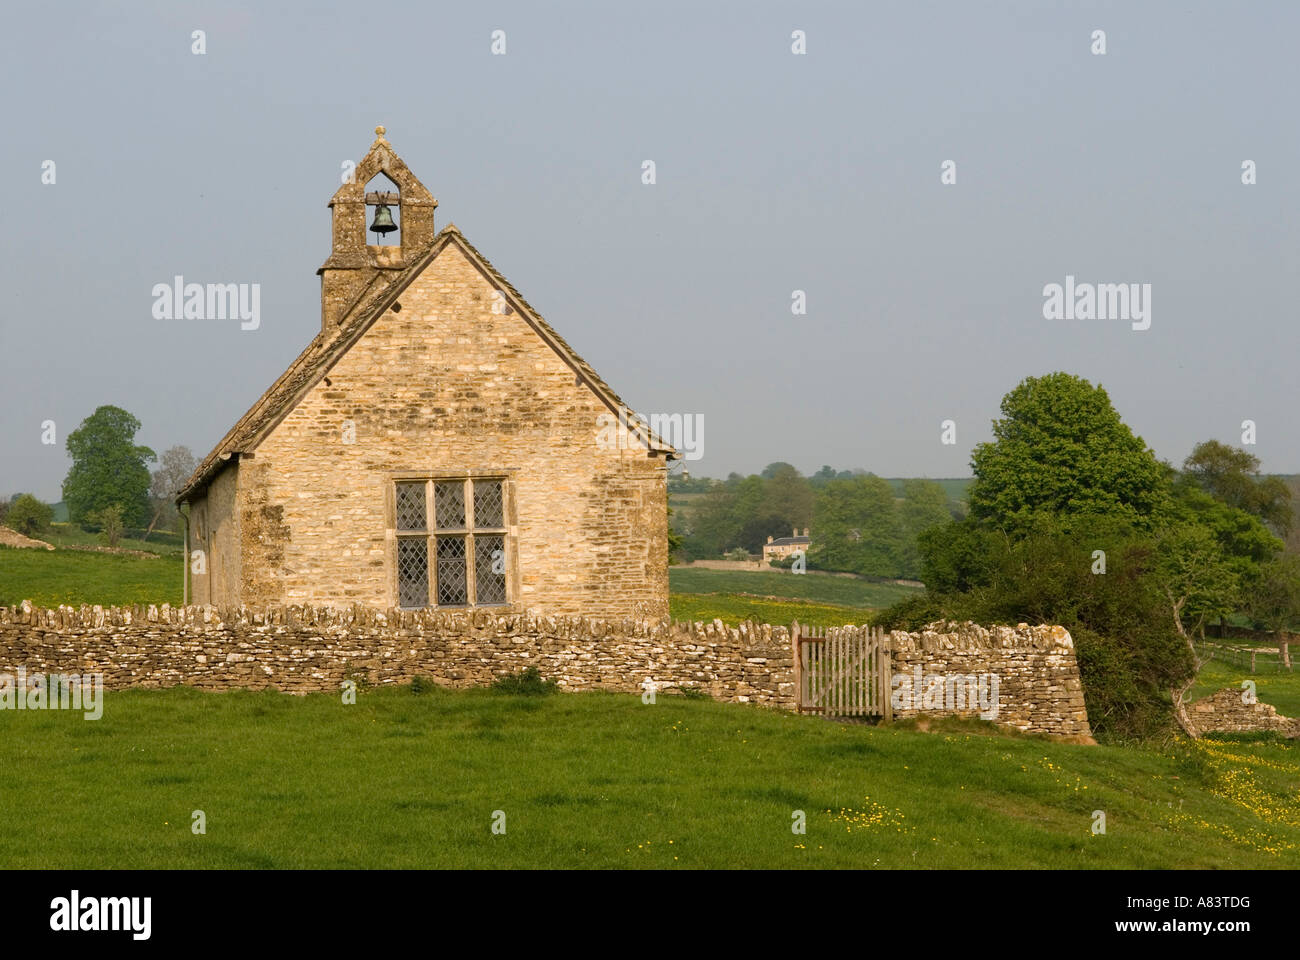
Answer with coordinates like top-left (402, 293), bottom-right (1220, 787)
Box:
top-left (5, 494), bottom-right (54, 538)
top-left (812, 475), bottom-right (905, 577)
top-left (686, 483), bottom-right (743, 557)
top-left (62, 406), bottom-right (156, 527)
top-left (89, 503), bottom-right (126, 548)
top-left (1249, 554), bottom-right (1300, 670)
top-left (916, 518), bottom-right (1002, 594)
top-left (898, 479), bottom-right (954, 578)
top-left (809, 465), bottom-right (856, 488)
top-left (684, 467), bottom-right (813, 556)
top-left (145, 445), bottom-right (197, 539)
top-left (757, 464), bottom-right (813, 539)
top-left (811, 465), bottom-right (838, 485)
top-left (667, 506), bottom-right (684, 563)
top-left (1181, 439), bottom-right (1293, 536)
top-left (969, 373), bottom-right (1168, 530)
top-left (1164, 484), bottom-right (1281, 588)
top-left (1152, 525), bottom-right (1241, 739)
top-left (728, 474), bottom-right (770, 552)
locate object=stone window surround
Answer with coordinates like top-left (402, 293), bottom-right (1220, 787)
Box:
top-left (386, 470), bottom-right (519, 611)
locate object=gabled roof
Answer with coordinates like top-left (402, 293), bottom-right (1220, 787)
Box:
top-left (178, 225), bottom-right (677, 503)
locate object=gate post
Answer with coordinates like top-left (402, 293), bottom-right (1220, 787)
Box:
top-left (881, 626), bottom-right (893, 723)
top-left (791, 620), bottom-right (802, 713)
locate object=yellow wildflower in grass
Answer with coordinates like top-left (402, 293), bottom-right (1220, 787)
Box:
top-left (1158, 740), bottom-right (1300, 855)
top-left (1188, 741), bottom-right (1300, 827)
top-left (827, 797), bottom-right (913, 834)
top-left (1164, 810), bottom-right (1296, 857)
top-left (1033, 756), bottom-right (1090, 793)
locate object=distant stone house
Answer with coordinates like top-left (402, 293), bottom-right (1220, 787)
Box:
top-left (177, 128), bottom-right (676, 618)
top-left (763, 528), bottom-right (810, 563)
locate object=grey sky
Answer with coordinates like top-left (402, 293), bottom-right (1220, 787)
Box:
top-left (3, 0), bottom-right (1298, 501)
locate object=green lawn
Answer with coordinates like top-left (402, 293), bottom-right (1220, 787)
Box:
top-left (0, 544), bottom-right (181, 607)
top-left (0, 685), bottom-right (1296, 868)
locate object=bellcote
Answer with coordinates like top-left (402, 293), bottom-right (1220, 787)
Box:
top-left (317, 126), bottom-right (438, 331)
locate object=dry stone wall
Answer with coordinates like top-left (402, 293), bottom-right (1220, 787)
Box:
top-left (1188, 687), bottom-right (1300, 738)
top-left (0, 604), bottom-right (1090, 736)
top-left (885, 621), bottom-right (1090, 737)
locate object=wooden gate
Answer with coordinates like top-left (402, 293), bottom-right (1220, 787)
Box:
top-left (793, 622), bottom-right (892, 719)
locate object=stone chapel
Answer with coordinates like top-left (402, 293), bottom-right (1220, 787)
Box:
top-left (177, 128), bottom-right (674, 617)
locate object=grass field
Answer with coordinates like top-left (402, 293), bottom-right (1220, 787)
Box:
top-left (0, 684), bottom-right (1296, 869)
top-left (0, 545), bottom-right (182, 608)
top-left (42, 522), bottom-right (183, 557)
top-left (1188, 655), bottom-right (1300, 717)
top-left (669, 593), bottom-right (871, 627)
top-left (669, 568), bottom-right (920, 608)
top-left (668, 567), bottom-right (920, 627)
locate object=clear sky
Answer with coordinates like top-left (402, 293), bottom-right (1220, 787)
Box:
top-left (2, 0), bottom-right (1297, 501)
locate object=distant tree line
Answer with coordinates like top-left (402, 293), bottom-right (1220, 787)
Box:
top-left (671, 462), bottom-right (964, 579)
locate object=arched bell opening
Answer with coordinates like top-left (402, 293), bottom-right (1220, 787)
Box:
top-left (364, 171), bottom-right (401, 247)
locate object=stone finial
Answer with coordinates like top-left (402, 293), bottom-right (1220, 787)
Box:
top-left (375, 124), bottom-right (387, 137)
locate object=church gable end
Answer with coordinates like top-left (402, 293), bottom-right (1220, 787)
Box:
top-left (181, 128), bottom-right (673, 619)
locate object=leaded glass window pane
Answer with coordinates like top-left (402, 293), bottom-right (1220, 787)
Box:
top-left (474, 479), bottom-right (504, 528)
top-left (397, 538), bottom-right (428, 608)
top-left (434, 481), bottom-right (466, 529)
top-left (475, 534), bottom-right (507, 604)
top-left (396, 482), bottom-right (426, 531)
top-left (436, 536), bottom-right (468, 606)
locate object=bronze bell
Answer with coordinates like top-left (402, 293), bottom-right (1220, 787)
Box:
top-left (370, 203), bottom-right (397, 236)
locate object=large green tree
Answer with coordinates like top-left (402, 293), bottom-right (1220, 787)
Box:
top-left (969, 373), bottom-right (1167, 530)
top-left (62, 405), bottom-right (156, 527)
